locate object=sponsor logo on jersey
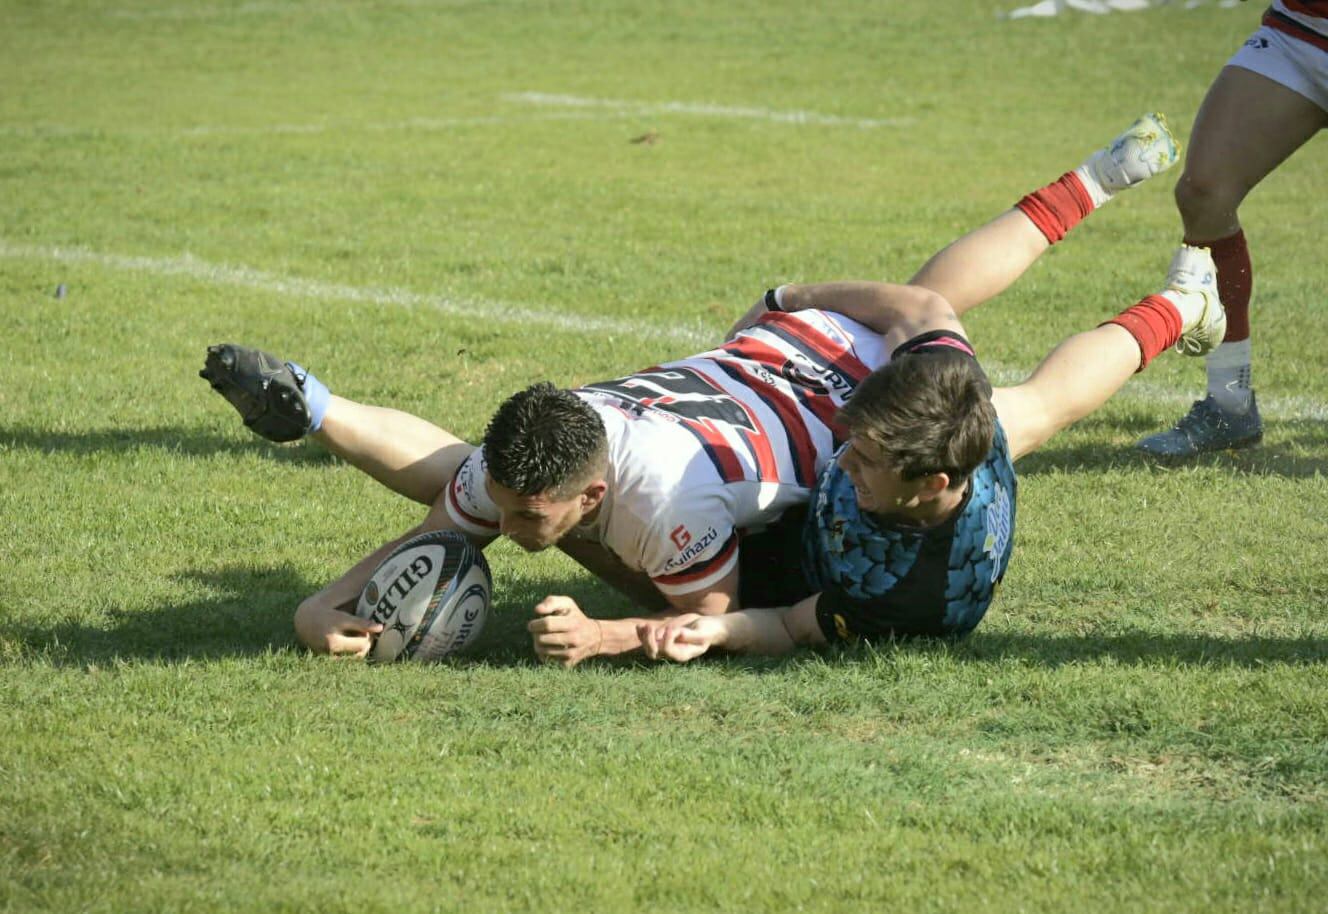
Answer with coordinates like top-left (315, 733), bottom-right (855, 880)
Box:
top-left (663, 525), bottom-right (720, 572)
top-left (670, 525), bottom-right (692, 550)
top-left (447, 452), bottom-right (500, 531)
top-left (983, 483), bottom-right (1013, 583)
top-left (780, 356), bottom-right (850, 397)
top-left (457, 456), bottom-right (480, 503)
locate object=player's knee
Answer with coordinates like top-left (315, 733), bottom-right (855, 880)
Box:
top-left (1174, 167), bottom-right (1245, 225)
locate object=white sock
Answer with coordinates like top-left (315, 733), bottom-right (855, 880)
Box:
top-left (1206, 339), bottom-right (1253, 413)
top-left (1072, 161), bottom-right (1112, 209)
top-left (1158, 288), bottom-right (1203, 326)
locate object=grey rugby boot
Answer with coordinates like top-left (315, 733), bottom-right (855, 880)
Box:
top-left (1137, 392), bottom-right (1263, 458)
top-left (200, 343), bottom-right (312, 443)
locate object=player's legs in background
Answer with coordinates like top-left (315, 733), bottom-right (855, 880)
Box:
top-left (909, 114), bottom-right (1179, 316)
top-left (201, 343), bottom-right (470, 505)
top-left (993, 246), bottom-right (1226, 461)
top-left (1139, 64), bottom-right (1328, 457)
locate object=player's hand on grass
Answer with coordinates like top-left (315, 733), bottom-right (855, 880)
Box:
top-left (528, 595), bottom-right (604, 668)
top-left (639, 614), bottom-right (724, 663)
top-left (294, 601), bottom-right (383, 657)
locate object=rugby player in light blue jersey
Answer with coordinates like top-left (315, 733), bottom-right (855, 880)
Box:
top-left (637, 116), bottom-right (1232, 661)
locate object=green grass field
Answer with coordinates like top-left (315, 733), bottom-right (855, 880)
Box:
top-left (3, 1), bottom-right (1327, 911)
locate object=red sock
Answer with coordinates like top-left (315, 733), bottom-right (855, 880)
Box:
top-left (1185, 229), bottom-right (1251, 342)
top-left (1015, 172), bottom-right (1096, 244)
top-left (1104, 295), bottom-right (1182, 370)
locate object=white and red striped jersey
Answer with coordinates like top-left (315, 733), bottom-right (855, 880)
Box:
top-left (1267, 1), bottom-right (1328, 50)
top-left (444, 309), bottom-right (891, 599)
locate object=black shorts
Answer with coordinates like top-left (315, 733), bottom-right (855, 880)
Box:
top-left (737, 506), bottom-right (816, 609)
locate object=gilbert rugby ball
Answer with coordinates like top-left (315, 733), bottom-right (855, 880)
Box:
top-left (355, 530), bottom-right (490, 662)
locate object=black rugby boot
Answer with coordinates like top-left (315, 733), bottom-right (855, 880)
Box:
top-left (200, 343), bottom-right (312, 443)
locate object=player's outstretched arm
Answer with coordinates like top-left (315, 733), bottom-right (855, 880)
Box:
top-left (731, 283), bottom-right (964, 351)
top-left (294, 492), bottom-right (494, 656)
top-left (294, 531), bottom-right (412, 656)
top-left (640, 594), bottom-right (825, 662)
top-left (788, 282), bottom-right (964, 342)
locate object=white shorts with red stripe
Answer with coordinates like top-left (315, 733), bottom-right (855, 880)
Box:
top-left (1230, 16), bottom-right (1328, 112)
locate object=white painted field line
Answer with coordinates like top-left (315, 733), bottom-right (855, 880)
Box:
top-left (0, 111), bottom-right (627, 140)
top-left (176, 111), bottom-right (628, 137)
top-left (2, 239), bottom-right (1325, 421)
top-left (1, 91), bottom-right (903, 139)
top-left (106, 0), bottom-right (458, 20)
top-left (504, 92), bottom-right (912, 130)
top-left (0, 240), bottom-right (713, 348)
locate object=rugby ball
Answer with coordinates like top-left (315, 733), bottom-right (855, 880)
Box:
top-left (355, 530), bottom-right (491, 662)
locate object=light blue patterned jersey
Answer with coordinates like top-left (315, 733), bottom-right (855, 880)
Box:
top-left (802, 422), bottom-right (1017, 641)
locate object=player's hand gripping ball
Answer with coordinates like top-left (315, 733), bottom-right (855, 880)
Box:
top-left (355, 531), bottom-right (491, 661)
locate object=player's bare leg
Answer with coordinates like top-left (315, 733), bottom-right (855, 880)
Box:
top-left (1178, 69), bottom-right (1325, 243)
top-left (1140, 67), bottom-right (1328, 457)
top-left (910, 113), bottom-right (1179, 316)
top-left (745, 117), bottom-right (1181, 350)
top-left (908, 208), bottom-right (1052, 316)
top-left (316, 398), bottom-right (471, 506)
top-left (994, 245), bottom-right (1226, 460)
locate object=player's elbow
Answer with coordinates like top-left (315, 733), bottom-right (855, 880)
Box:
top-left (293, 599), bottom-right (324, 652)
top-left (894, 286), bottom-right (956, 324)
top-left (881, 286), bottom-right (960, 340)
top-left (919, 287), bottom-right (956, 316)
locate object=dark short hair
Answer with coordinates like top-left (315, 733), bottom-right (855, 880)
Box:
top-left (483, 382), bottom-right (608, 497)
top-left (838, 350), bottom-right (995, 488)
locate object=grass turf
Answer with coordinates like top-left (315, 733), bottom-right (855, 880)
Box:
top-left (2, 1), bottom-right (1326, 911)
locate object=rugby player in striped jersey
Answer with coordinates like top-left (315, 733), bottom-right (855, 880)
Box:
top-left (203, 115), bottom-right (1206, 665)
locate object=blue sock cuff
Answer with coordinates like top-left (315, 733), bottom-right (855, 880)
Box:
top-left (287, 361), bottom-right (331, 432)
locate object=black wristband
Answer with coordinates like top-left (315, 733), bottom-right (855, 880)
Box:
top-left (764, 288), bottom-right (782, 312)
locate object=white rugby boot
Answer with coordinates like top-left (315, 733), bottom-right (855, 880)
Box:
top-left (1081, 112), bottom-right (1180, 195)
top-left (1160, 245), bottom-right (1227, 358)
